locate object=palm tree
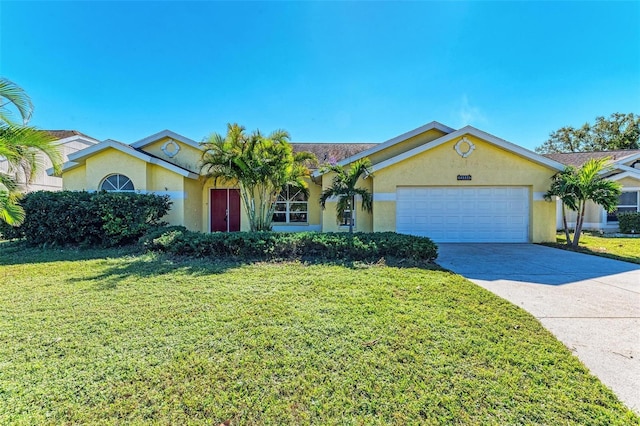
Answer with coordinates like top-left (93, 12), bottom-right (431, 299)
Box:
top-left (545, 158), bottom-right (621, 247)
top-left (200, 123), bottom-right (315, 231)
top-left (0, 77), bottom-right (61, 226)
top-left (544, 166), bottom-right (578, 245)
top-left (319, 158), bottom-right (373, 234)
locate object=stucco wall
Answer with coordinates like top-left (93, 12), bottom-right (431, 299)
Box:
top-left (367, 134), bottom-right (558, 242)
top-left (618, 176), bottom-right (640, 188)
top-left (62, 166), bottom-right (87, 190)
top-left (183, 178), bottom-right (203, 231)
top-left (141, 137), bottom-right (201, 173)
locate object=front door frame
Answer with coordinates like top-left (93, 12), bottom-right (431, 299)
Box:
top-left (209, 188), bottom-right (241, 232)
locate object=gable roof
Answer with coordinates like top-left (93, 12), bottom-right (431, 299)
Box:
top-left (543, 150), bottom-right (640, 167)
top-left (130, 129), bottom-right (201, 151)
top-left (46, 130), bottom-right (96, 140)
top-left (45, 130), bottom-right (99, 146)
top-left (334, 121), bottom-right (455, 168)
top-left (369, 126), bottom-right (565, 173)
top-left (315, 125), bottom-right (565, 176)
top-left (54, 139), bottom-right (199, 178)
top-left (291, 143), bottom-right (377, 167)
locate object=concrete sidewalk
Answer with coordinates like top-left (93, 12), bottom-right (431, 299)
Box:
top-left (437, 243), bottom-right (640, 413)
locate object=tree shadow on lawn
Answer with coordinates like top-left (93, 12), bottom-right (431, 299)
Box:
top-left (65, 253), bottom-right (443, 291)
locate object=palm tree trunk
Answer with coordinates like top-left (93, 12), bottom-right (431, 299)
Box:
top-left (561, 203), bottom-right (571, 245)
top-left (572, 201), bottom-right (586, 247)
top-left (349, 195), bottom-right (354, 234)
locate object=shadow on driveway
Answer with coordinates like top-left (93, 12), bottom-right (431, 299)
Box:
top-left (436, 243), bottom-right (639, 287)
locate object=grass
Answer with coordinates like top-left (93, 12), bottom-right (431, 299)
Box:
top-left (0, 242), bottom-right (637, 425)
top-left (546, 231), bottom-right (640, 264)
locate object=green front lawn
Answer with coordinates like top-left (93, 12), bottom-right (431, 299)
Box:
top-left (549, 232), bottom-right (640, 264)
top-left (0, 243), bottom-right (636, 424)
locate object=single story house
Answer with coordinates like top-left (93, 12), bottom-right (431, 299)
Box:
top-left (1, 130), bottom-right (98, 192)
top-left (544, 150), bottom-right (640, 231)
top-left (54, 121), bottom-right (577, 243)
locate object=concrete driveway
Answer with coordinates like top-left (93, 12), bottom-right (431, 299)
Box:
top-left (436, 243), bottom-right (640, 413)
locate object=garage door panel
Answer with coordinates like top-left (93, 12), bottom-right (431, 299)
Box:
top-left (396, 186), bottom-right (529, 243)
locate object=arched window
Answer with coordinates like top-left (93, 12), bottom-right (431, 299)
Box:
top-left (100, 174), bottom-right (134, 192)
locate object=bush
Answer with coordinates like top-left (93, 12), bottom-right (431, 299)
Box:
top-left (618, 212), bottom-right (640, 234)
top-left (141, 229), bottom-right (438, 263)
top-left (0, 191), bottom-right (171, 247)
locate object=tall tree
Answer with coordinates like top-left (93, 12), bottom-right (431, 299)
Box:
top-left (0, 77), bottom-right (61, 226)
top-left (544, 158), bottom-right (622, 247)
top-left (535, 113), bottom-right (639, 153)
top-left (319, 158), bottom-right (373, 234)
top-left (200, 123), bottom-right (315, 231)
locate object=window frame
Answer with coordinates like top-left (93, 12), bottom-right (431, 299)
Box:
top-left (100, 174), bottom-right (135, 192)
top-left (338, 196), bottom-right (355, 228)
top-left (607, 190), bottom-right (640, 223)
top-left (272, 185), bottom-right (309, 224)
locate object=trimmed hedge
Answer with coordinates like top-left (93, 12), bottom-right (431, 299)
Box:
top-left (141, 227), bottom-right (438, 262)
top-left (618, 212), bottom-right (640, 234)
top-left (0, 191), bottom-right (171, 247)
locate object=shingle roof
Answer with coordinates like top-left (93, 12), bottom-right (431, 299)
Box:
top-left (543, 150), bottom-right (640, 167)
top-left (46, 130), bottom-right (95, 140)
top-left (291, 143), bottom-right (377, 166)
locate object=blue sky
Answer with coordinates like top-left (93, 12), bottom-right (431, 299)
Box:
top-left (1, 1), bottom-right (639, 150)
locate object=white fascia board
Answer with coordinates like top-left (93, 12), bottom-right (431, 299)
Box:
top-left (131, 130), bottom-right (201, 151)
top-left (49, 161), bottom-right (80, 176)
top-left (66, 140), bottom-right (123, 162)
top-left (608, 171), bottom-right (640, 182)
top-left (312, 121), bottom-right (456, 178)
top-left (370, 126), bottom-right (566, 173)
top-left (615, 164), bottom-right (640, 175)
top-left (64, 140), bottom-right (198, 179)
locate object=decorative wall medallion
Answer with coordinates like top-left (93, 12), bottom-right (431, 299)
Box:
top-left (454, 137), bottom-right (475, 158)
top-left (162, 139), bottom-right (181, 157)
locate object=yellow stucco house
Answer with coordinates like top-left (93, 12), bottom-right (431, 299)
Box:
top-left (57, 121), bottom-right (577, 243)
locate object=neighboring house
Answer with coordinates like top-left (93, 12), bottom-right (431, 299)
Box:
top-left (544, 150), bottom-right (640, 232)
top-left (0, 130), bottom-right (98, 192)
top-left (55, 122), bottom-right (568, 243)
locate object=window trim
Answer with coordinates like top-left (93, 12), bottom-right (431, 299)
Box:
top-left (338, 197), bottom-right (355, 228)
top-left (272, 186), bottom-right (308, 224)
top-left (607, 190), bottom-right (640, 223)
top-left (100, 174), bottom-right (135, 192)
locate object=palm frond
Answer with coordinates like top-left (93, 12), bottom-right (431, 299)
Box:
top-left (0, 78), bottom-right (34, 125)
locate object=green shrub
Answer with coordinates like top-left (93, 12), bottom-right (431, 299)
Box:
top-left (1, 191), bottom-right (171, 247)
top-left (618, 212), bottom-right (640, 234)
top-left (141, 229), bottom-right (438, 262)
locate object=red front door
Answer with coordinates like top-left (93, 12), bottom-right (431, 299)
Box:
top-left (210, 189), bottom-right (240, 232)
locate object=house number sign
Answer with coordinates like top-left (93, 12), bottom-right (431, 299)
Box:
top-left (457, 175), bottom-right (472, 181)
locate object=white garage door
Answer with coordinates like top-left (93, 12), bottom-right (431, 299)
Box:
top-left (396, 187), bottom-right (529, 243)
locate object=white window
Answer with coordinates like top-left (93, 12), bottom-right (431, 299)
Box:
top-left (607, 191), bottom-right (640, 222)
top-left (340, 208), bottom-right (354, 227)
top-left (100, 174), bottom-right (134, 192)
top-left (273, 186), bottom-right (308, 223)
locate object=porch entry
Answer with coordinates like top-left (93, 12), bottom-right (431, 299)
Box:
top-left (210, 189), bottom-right (240, 232)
